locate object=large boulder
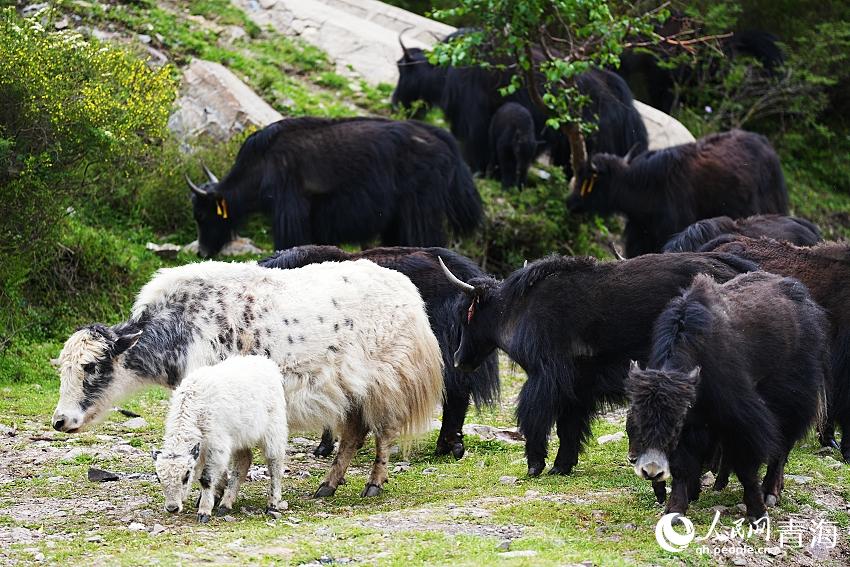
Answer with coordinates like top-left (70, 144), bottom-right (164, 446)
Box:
top-left (168, 59), bottom-right (283, 142)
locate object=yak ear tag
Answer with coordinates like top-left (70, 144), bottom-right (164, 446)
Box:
top-left (216, 198), bottom-right (229, 219)
top-left (466, 296), bottom-right (479, 324)
top-left (586, 174), bottom-right (597, 194)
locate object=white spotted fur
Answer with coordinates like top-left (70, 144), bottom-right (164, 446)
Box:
top-left (154, 355), bottom-right (288, 518)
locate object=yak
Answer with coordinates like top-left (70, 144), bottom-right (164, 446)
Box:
top-left (392, 35), bottom-right (647, 176)
top-left (627, 272), bottom-right (828, 521)
top-left (185, 117), bottom-right (482, 258)
top-left (259, 245), bottom-right (500, 460)
top-left (567, 129), bottom-right (789, 258)
top-left (489, 102), bottom-right (538, 189)
top-left (663, 214), bottom-right (821, 253)
top-left (438, 251), bottom-right (756, 477)
top-left (700, 236), bottom-right (850, 462)
top-left (52, 260), bottom-right (445, 499)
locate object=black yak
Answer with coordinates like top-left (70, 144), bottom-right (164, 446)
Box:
top-left (489, 102), bottom-right (538, 189)
top-left (567, 129), bottom-right (789, 257)
top-left (438, 252), bottom-right (755, 477)
top-left (701, 236), bottom-right (850, 461)
top-left (259, 245), bottom-right (499, 460)
top-left (185, 117), bottom-right (482, 258)
top-left (663, 214), bottom-right (821, 253)
top-left (392, 36), bottom-right (647, 175)
top-left (626, 271), bottom-right (828, 520)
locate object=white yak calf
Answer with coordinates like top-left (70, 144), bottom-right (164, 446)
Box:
top-left (153, 356), bottom-right (288, 522)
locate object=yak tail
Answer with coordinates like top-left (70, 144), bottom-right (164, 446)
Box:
top-left (430, 126), bottom-right (483, 236)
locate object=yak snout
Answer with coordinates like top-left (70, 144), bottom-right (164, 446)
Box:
top-left (634, 448), bottom-right (670, 482)
top-left (165, 502), bottom-right (180, 513)
top-left (51, 411), bottom-right (82, 433)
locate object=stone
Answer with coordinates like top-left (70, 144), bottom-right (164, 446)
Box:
top-left (499, 475), bottom-right (517, 485)
top-left (392, 462), bottom-right (410, 473)
top-left (498, 550), bottom-right (537, 558)
top-left (122, 417), bottom-right (148, 429)
top-left (54, 17), bottom-right (69, 30)
top-left (88, 468), bottom-right (120, 482)
top-left (128, 522), bottom-right (146, 532)
top-left (524, 490), bottom-right (539, 498)
top-left (222, 515), bottom-right (237, 523)
top-left (168, 59), bottom-right (283, 143)
top-left (421, 467), bottom-right (437, 475)
top-left (146, 242), bottom-right (181, 259)
top-left (182, 236), bottom-right (264, 257)
top-left (596, 431), bottom-right (625, 445)
top-left (732, 557), bottom-right (747, 566)
top-left (785, 474), bottom-right (813, 485)
top-left (22, 3), bottom-right (48, 18)
top-left (138, 34), bottom-right (152, 44)
top-left (0, 424), bottom-right (16, 436)
top-left (497, 540), bottom-right (510, 551)
top-left (291, 437), bottom-right (312, 445)
top-left (267, 510), bottom-right (282, 520)
top-left (150, 524), bottom-right (166, 536)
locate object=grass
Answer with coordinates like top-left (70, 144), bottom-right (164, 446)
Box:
top-left (1, 360), bottom-right (848, 565)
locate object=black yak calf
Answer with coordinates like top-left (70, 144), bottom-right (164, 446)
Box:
top-left (439, 252), bottom-right (755, 477)
top-left (701, 236), bottom-right (850, 461)
top-left (489, 102), bottom-right (538, 189)
top-left (663, 214), bottom-right (821, 253)
top-left (626, 272), bottom-right (828, 520)
top-left (568, 129), bottom-right (789, 257)
top-left (259, 245), bottom-right (500, 460)
top-left (186, 117), bottom-right (482, 258)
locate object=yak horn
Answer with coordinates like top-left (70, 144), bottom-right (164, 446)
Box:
top-left (202, 163), bottom-right (219, 184)
top-left (609, 243), bottom-right (626, 261)
top-left (185, 173), bottom-right (207, 197)
top-left (438, 257), bottom-right (475, 293)
top-left (398, 26), bottom-right (415, 58)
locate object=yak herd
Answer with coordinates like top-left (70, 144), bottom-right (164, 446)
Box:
top-left (51, 29), bottom-right (850, 525)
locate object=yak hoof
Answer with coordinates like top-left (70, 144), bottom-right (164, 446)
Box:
top-left (527, 461), bottom-right (545, 477)
top-left (547, 464), bottom-right (573, 476)
top-left (314, 482), bottom-right (337, 498)
top-left (361, 483), bottom-right (383, 498)
top-left (765, 494), bottom-right (778, 508)
top-left (197, 513), bottom-right (211, 524)
top-left (313, 443), bottom-right (334, 458)
top-left (713, 477), bottom-right (729, 491)
top-left (451, 442), bottom-right (465, 460)
top-left (215, 506), bottom-right (232, 517)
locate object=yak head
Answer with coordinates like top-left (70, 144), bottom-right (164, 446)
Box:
top-left (391, 32), bottom-right (445, 116)
top-left (566, 146), bottom-right (641, 215)
top-left (153, 443), bottom-right (201, 513)
top-left (625, 361), bottom-right (701, 482)
top-left (438, 257), bottom-right (501, 372)
top-left (186, 165), bottom-right (234, 258)
top-left (52, 323), bottom-right (144, 433)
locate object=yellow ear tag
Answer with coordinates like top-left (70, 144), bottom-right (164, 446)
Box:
top-left (216, 199), bottom-right (229, 219)
top-left (580, 179), bottom-right (589, 197)
top-left (586, 174), bottom-right (597, 194)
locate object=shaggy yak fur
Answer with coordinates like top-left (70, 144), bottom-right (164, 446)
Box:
top-left (259, 245), bottom-right (500, 460)
top-left (567, 129), bottom-right (789, 257)
top-left (488, 102), bottom-right (538, 189)
top-left (52, 260), bottom-right (444, 499)
top-left (153, 356), bottom-right (288, 522)
top-left (438, 251), bottom-right (756, 477)
top-left (700, 236), bottom-right (850, 461)
top-left (663, 214), bottom-right (821, 253)
top-left (392, 36), bottom-right (647, 175)
top-left (186, 117), bottom-right (482, 258)
top-left (626, 272), bottom-right (828, 521)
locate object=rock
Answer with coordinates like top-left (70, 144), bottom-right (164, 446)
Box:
top-left (499, 475), bottom-right (518, 485)
top-left (421, 467), bottom-right (437, 475)
top-left (822, 456), bottom-right (843, 469)
top-left (524, 490), bottom-right (540, 498)
top-left (0, 424), bottom-right (16, 436)
top-left (497, 540), bottom-right (510, 551)
top-left (63, 448), bottom-right (91, 460)
top-left (122, 417), bottom-right (148, 430)
top-left (128, 522), bottom-right (146, 532)
top-left (146, 242), bottom-right (181, 259)
top-left (732, 557), bottom-right (747, 566)
top-left (392, 462), bottom-right (410, 473)
top-left (150, 524), bottom-right (166, 536)
top-left (267, 510), bottom-right (282, 520)
top-left (222, 515), bottom-right (237, 523)
top-left (54, 17), bottom-right (69, 30)
top-left (182, 236), bottom-right (264, 257)
top-left (221, 25), bottom-right (248, 44)
top-left (596, 431), bottom-right (625, 445)
top-left (498, 550), bottom-right (537, 558)
top-left (785, 474), bottom-right (813, 485)
top-left (168, 59), bottom-right (283, 143)
top-left (22, 3), bottom-right (48, 18)
top-left (462, 423), bottom-right (524, 444)
top-left (291, 437), bottom-right (312, 445)
top-left (88, 468), bottom-right (120, 482)
top-left (138, 34), bottom-right (152, 44)
top-left (85, 535), bottom-right (103, 543)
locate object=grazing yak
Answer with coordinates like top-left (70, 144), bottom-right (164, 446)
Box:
top-left (185, 117), bottom-right (482, 258)
top-left (52, 260), bottom-right (444, 498)
top-left (663, 214), bottom-right (821, 253)
top-left (568, 129), bottom-right (789, 257)
top-left (439, 252), bottom-right (756, 477)
top-left (701, 236), bottom-right (850, 461)
top-left (627, 272), bottom-right (828, 521)
top-left (392, 35), bottom-right (647, 175)
top-left (259, 245), bottom-right (500, 460)
top-left (489, 102), bottom-right (538, 189)
top-left (154, 356), bottom-right (288, 521)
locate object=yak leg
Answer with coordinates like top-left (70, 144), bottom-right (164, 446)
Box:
top-left (761, 452), bottom-right (788, 508)
top-left (313, 428), bottom-right (336, 458)
top-left (315, 412), bottom-right (368, 498)
top-left (216, 448), bottom-right (251, 515)
top-left (713, 450), bottom-right (731, 491)
top-left (549, 400), bottom-right (596, 475)
top-left (652, 480), bottom-right (667, 505)
top-left (517, 378), bottom-right (556, 477)
top-left (198, 448), bottom-right (229, 523)
top-left (736, 460), bottom-right (767, 523)
top-left (838, 410), bottom-right (850, 462)
top-left (436, 388), bottom-right (470, 460)
top-left (362, 427), bottom-right (398, 497)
